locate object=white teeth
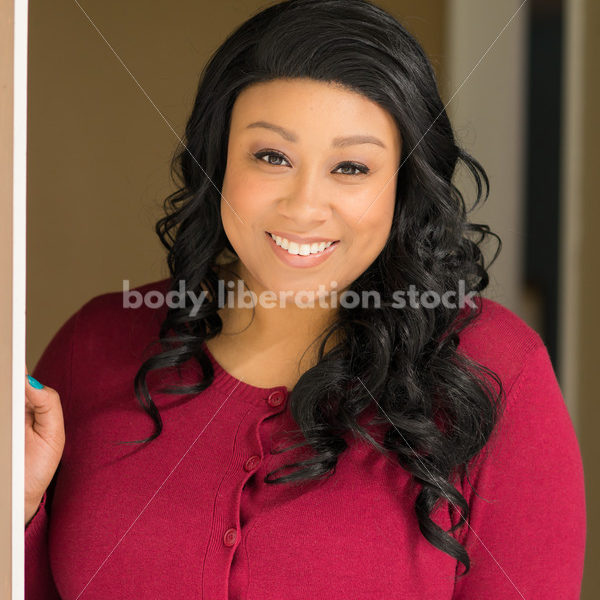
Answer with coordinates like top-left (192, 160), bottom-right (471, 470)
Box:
top-left (269, 233), bottom-right (335, 256)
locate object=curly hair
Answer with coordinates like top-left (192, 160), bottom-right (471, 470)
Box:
top-left (126, 0), bottom-right (504, 578)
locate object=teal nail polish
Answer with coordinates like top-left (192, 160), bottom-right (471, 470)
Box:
top-left (27, 375), bottom-right (44, 389)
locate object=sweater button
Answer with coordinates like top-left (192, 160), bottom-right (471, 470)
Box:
top-left (223, 528), bottom-right (237, 547)
top-left (244, 455), bottom-right (261, 472)
top-left (267, 390), bottom-right (285, 407)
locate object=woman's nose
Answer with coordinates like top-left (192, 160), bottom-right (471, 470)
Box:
top-left (277, 169), bottom-right (333, 223)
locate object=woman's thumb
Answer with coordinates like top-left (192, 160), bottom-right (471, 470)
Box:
top-left (26, 374), bottom-right (44, 390)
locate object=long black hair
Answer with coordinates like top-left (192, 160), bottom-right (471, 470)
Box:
top-left (129, 0), bottom-right (503, 578)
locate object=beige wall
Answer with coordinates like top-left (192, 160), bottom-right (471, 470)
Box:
top-left (1, 0), bottom-right (15, 595)
top-left (26, 0), bottom-right (445, 369)
top-left (445, 0), bottom-right (527, 320)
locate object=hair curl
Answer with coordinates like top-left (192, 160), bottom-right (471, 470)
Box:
top-left (127, 0), bottom-right (504, 579)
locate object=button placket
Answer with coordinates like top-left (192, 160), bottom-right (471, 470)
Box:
top-left (201, 391), bottom-right (288, 599)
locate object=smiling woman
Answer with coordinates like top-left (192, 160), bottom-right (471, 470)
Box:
top-left (220, 78), bottom-right (400, 295)
top-left (24, 0), bottom-right (585, 598)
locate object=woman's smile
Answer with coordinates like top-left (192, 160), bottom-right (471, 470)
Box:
top-left (265, 230), bottom-right (341, 268)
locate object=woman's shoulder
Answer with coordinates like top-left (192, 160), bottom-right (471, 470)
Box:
top-left (31, 278), bottom-right (174, 410)
top-left (456, 295), bottom-right (547, 397)
top-left (42, 277), bottom-right (175, 366)
top-left (451, 299), bottom-right (584, 597)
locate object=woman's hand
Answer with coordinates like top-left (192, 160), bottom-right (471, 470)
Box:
top-left (25, 365), bottom-right (65, 527)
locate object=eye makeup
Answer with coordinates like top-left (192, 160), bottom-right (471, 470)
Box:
top-left (251, 149), bottom-right (370, 176)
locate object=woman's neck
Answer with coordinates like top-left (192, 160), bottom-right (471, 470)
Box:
top-left (206, 259), bottom-right (341, 388)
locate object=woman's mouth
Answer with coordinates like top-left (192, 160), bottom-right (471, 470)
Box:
top-left (266, 232), bottom-right (339, 255)
top-left (265, 231), bottom-right (340, 268)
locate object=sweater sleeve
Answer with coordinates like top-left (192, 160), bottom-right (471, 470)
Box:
top-left (452, 342), bottom-right (586, 599)
top-left (25, 306), bottom-right (81, 600)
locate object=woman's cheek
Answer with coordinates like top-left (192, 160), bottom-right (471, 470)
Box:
top-left (226, 171), bottom-right (275, 214)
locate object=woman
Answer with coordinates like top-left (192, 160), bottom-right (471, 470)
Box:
top-left (24, 0), bottom-right (586, 598)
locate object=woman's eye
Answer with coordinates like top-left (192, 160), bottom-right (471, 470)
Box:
top-left (334, 162), bottom-right (369, 176)
top-left (253, 151), bottom-right (369, 176)
top-left (254, 150), bottom-right (290, 167)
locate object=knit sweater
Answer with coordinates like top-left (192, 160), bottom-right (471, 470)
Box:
top-left (25, 278), bottom-right (586, 599)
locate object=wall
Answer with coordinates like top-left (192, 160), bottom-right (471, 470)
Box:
top-left (445, 0), bottom-right (528, 319)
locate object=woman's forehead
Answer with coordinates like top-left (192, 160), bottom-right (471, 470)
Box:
top-left (230, 78), bottom-right (401, 152)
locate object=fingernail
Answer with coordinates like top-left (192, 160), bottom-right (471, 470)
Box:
top-left (27, 375), bottom-right (44, 389)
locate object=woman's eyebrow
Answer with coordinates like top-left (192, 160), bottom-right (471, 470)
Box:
top-left (245, 121), bottom-right (386, 149)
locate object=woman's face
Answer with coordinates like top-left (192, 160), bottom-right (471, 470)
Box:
top-left (220, 78), bottom-right (402, 298)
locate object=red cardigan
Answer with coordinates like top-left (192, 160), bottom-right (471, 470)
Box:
top-left (25, 278), bottom-right (586, 599)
